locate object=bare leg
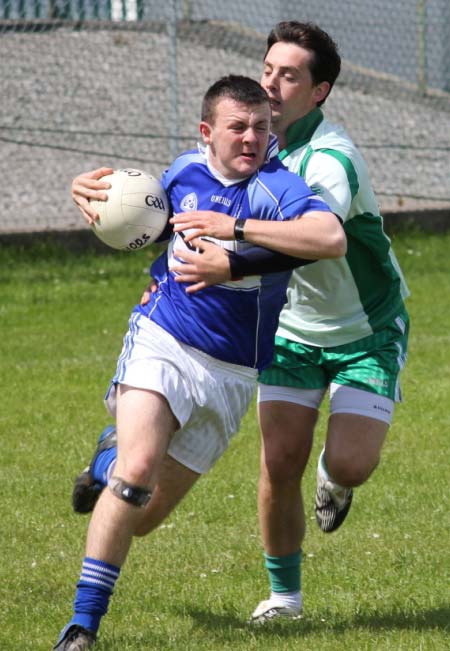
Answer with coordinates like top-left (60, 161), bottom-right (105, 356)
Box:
top-left (53, 385), bottom-right (182, 648)
top-left (314, 412), bottom-right (390, 533)
top-left (257, 401), bottom-right (318, 556)
top-left (250, 400), bottom-right (318, 622)
top-left (86, 384), bottom-right (179, 565)
top-left (134, 455), bottom-right (200, 537)
top-left (325, 413), bottom-right (389, 487)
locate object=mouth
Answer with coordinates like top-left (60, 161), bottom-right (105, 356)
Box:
top-left (241, 152), bottom-right (257, 161)
top-left (268, 97), bottom-right (281, 110)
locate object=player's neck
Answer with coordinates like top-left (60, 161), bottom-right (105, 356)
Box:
top-left (272, 128), bottom-right (287, 150)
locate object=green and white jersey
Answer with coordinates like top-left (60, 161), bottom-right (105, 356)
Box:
top-left (276, 108), bottom-right (409, 348)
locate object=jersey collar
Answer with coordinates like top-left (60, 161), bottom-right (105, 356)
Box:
top-left (278, 108), bottom-right (324, 161)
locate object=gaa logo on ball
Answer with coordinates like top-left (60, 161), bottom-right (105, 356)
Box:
top-left (90, 169), bottom-right (169, 251)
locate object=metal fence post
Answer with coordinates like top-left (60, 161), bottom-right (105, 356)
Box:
top-left (181, 0), bottom-right (192, 21)
top-left (168, 0), bottom-right (180, 161)
top-left (417, 0), bottom-right (427, 96)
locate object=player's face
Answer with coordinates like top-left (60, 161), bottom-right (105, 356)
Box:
top-left (261, 41), bottom-right (330, 146)
top-left (200, 98), bottom-right (271, 179)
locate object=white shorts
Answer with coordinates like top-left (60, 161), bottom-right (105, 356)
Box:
top-left (105, 313), bottom-right (257, 474)
top-left (257, 382), bottom-right (394, 424)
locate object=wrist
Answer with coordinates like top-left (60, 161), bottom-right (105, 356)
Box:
top-left (234, 218), bottom-right (246, 242)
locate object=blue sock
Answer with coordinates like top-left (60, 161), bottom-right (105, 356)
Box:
top-left (69, 557), bottom-right (120, 633)
top-left (91, 447), bottom-right (117, 486)
top-left (264, 549), bottom-right (302, 593)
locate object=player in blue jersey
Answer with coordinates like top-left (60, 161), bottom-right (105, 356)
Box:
top-left (54, 75), bottom-right (346, 650)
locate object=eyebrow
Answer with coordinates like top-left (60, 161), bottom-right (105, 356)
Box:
top-left (226, 115), bottom-right (270, 124)
top-left (263, 62), bottom-right (299, 74)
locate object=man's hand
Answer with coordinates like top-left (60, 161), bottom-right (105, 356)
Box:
top-left (170, 238), bottom-right (232, 294)
top-left (140, 279), bottom-right (158, 305)
top-left (71, 167), bottom-right (114, 225)
top-left (170, 211), bottom-right (235, 243)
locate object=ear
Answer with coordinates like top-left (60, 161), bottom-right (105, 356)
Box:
top-left (199, 121), bottom-right (212, 145)
top-left (314, 81), bottom-right (331, 104)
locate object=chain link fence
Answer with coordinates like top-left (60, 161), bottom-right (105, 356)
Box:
top-left (1, 0), bottom-right (449, 234)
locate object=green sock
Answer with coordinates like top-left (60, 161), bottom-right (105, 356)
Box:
top-left (264, 549), bottom-right (302, 593)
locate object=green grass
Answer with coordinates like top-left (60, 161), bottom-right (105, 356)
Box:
top-left (0, 232), bottom-right (449, 650)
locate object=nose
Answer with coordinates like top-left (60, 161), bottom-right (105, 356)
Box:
top-left (262, 70), bottom-right (277, 91)
top-left (243, 128), bottom-right (258, 144)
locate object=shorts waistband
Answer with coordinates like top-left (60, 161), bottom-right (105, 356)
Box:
top-left (136, 314), bottom-right (258, 381)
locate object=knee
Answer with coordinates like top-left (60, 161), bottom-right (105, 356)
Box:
top-left (327, 451), bottom-right (380, 487)
top-left (263, 447), bottom-right (308, 484)
top-left (119, 456), bottom-right (153, 487)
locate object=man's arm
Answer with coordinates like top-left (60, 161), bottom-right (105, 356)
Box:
top-left (170, 210), bottom-right (346, 259)
top-left (169, 209), bottom-right (346, 294)
top-left (169, 237), bottom-right (316, 294)
top-left (227, 246), bottom-right (315, 278)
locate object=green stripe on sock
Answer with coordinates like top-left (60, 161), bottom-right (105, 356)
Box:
top-left (264, 550), bottom-right (302, 593)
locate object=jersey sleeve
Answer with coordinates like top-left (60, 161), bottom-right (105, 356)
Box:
top-left (250, 158), bottom-right (333, 222)
top-left (304, 151), bottom-right (353, 222)
top-left (228, 244), bottom-right (315, 279)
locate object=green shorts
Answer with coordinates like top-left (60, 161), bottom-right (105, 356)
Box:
top-left (259, 309), bottom-right (409, 402)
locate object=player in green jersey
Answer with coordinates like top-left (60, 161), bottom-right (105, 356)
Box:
top-left (252, 20), bottom-right (409, 622)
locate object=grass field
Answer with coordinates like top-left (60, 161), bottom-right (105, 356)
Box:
top-left (0, 231), bottom-right (449, 650)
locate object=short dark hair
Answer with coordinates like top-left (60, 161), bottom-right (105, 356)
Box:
top-left (201, 75), bottom-right (270, 123)
top-left (266, 21), bottom-right (341, 105)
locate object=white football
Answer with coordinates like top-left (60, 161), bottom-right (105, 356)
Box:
top-left (90, 168), bottom-right (169, 251)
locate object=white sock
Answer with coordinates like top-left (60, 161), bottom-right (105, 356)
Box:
top-left (318, 448), bottom-right (332, 481)
top-left (269, 590), bottom-right (302, 610)
top-left (318, 449), bottom-right (349, 506)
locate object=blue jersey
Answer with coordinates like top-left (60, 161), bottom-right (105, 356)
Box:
top-left (135, 146), bottom-right (330, 371)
